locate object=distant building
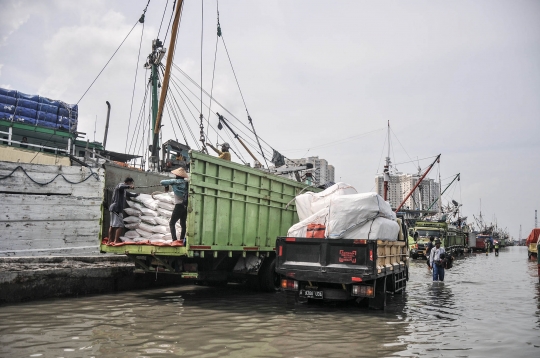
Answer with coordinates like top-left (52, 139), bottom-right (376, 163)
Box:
top-left (285, 156), bottom-right (335, 186)
top-left (375, 173), bottom-right (440, 211)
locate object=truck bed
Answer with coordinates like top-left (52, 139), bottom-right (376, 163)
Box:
top-left (275, 237), bottom-right (408, 283)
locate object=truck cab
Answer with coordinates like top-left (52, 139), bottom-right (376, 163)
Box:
top-left (410, 224), bottom-right (442, 260)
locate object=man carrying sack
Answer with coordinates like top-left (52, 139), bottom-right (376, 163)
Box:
top-left (160, 168), bottom-right (190, 245)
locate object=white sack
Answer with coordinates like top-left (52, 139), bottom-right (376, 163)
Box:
top-left (136, 228), bottom-right (153, 238)
top-left (153, 193), bottom-right (175, 204)
top-left (123, 216), bottom-right (141, 224)
top-left (140, 207), bottom-right (158, 217)
top-left (126, 200), bottom-right (144, 210)
top-left (341, 217), bottom-right (400, 241)
top-left (163, 233), bottom-right (172, 241)
top-left (149, 233), bottom-right (165, 241)
top-left (124, 207), bottom-right (141, 216)
top-left (124, 223), bottom-right (140, 230)
top-left (134, 193), bottom-right (153, 203)
top-left (326, 192), bottom-right (396, 239)
top-left (152, 225), bottom-right (170, 234)
top-left (141, 216), bottom-right (158, 225)
top-left (133, 237), bottom-right (149, 243)
top-left (287, 208), bottom-right (329, 238)
top-left (157, 201), bottom-right (176, 211)
top-left (295, 182), bottom-right (357, 221)
top-left (124, 230), bottom-right (140, 238)
top-left (155, 216), bottom-right (169, 226)
top-left (157, 208), bottom-right (173, 217)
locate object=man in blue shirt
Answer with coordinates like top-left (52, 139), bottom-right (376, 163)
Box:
top-left (160, 167), bottom-right (189, 245)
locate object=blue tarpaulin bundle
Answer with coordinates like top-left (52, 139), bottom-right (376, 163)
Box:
top-left (0, 87), bottom-right (78, 132)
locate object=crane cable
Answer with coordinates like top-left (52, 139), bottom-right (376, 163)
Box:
top-left (198, 0), bottom-right (208, 153)
top-left (218, 14), bottom-right (268, 168)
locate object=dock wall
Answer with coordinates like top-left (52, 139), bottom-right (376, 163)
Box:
top-left (0, 256), bottom-right (185, 304)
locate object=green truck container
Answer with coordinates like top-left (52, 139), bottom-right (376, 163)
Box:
top-left (100, 151), bottom-right (319, 290)
top-left (410, 221), bottom-right (467, 259)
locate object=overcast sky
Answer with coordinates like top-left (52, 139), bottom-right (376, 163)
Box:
top-left (1, 0), bottom-right (539, 239)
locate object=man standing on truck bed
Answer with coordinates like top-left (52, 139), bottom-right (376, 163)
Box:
top-left (160, 167), bottom-right (189, 245)
top-left (207, 142), bottom-right (231, 161)
top-left (429, 239), bottom-right (446, 281)
top-left (108, 177), bottom-right (139, 244)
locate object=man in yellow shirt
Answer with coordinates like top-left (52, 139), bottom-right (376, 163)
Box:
top-left (207, 142), bottom-right (231, 161)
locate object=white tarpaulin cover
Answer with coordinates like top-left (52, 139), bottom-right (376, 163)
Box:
top-left (287, 189), bottom-right (399, 240)
top-left (295, 182), bottom-right (357, 221)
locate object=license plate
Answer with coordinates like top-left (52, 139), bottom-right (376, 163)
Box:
top-left (299, 289), bottom-right (323, 299)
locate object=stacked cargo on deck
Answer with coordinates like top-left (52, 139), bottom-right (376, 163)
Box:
top-left (116, 193), bottom-right (182, 245)
top-left (0, 87), bottom-right (78, 133)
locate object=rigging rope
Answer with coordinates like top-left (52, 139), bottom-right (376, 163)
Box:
top-left (163, 0), bottom-right (177, 44)
top-left (77, 0), bottom-right (151, 104)
top-left (207, 2), bottom-right (220, 141)
top-left (128, 78), bottom-right (150, 155)
top-left (125, 20), bottom-right (146, 153)
top-left (168, 69), bottom-right (273, 158)
top-left (157, 0), bottom-right (169, 39)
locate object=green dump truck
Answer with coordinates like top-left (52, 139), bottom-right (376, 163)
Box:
top-left (100, 151), bottom-right (319, 291)
top-left (410, 221), bottom-right (467, 259)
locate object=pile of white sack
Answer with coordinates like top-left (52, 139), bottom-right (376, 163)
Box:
top-left (119, 193), bottom-right (181, 244)
top-left (287, 182), bottom-right (400, 240)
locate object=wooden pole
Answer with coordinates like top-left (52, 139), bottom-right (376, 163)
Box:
top-left (154, 0), bottom-right (183, 136)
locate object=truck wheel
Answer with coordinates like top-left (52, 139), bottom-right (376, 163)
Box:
top-left (411, 252), bottom-right (418, 260)
top-left (258, 256), bottom-right (279, 292)
top-left (368, 276), bottom-right (387, 310)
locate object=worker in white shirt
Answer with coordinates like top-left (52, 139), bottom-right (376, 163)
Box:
top-left (429, 239), bottom-right (446, 281)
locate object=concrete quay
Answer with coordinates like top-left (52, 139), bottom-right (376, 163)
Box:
top-left (0, 255), bottom-right (185, 304)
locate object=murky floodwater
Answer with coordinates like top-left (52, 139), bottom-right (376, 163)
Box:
top-left (0, 247), bottom-right (539, 357)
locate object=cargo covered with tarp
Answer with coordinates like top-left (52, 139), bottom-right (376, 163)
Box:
top-left (288, 183), bottom-right (400, 240)
top-left (0, 87), bottom-right (78, 133)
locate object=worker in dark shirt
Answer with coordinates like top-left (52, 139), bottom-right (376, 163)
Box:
top-left (20, 136), bottom-right (28, 149)
top-left (108, 177), bottom-right (139, 244)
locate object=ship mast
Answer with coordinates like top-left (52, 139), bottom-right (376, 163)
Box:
top-left (383, 120), bottom-right (391, 201)
top-left (149, 0), bottom-right (184, 171)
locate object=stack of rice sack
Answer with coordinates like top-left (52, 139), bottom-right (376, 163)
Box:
top-left (287, 183), bottom-right (400, 241)
top-left (119, 193), bottom-right (181, 244)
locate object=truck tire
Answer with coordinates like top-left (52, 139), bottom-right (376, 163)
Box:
top-left (411, 252), bottom-right (418, 260)
top-left (368, 276), bottom-right (387, 310)
top-left (258, 256), bottom-right (279, 292)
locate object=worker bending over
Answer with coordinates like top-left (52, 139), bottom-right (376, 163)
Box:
top-left (109, 177), bottom-right (139, 244)
top-left (207, 142), bottom-right (231, 161)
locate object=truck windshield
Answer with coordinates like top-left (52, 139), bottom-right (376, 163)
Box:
top-left (417, 230), bottom-right (440, 238)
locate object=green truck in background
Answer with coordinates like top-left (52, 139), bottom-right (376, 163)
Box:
top-left (100, 151), bottom-right (319, 291)
top-left (409, 221), bottom-right (467, 259)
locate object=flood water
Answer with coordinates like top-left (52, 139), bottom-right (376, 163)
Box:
top-left (0, 246), bottom-right (539, 357)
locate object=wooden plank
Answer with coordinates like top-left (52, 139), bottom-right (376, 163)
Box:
top-left (1, 203), bottom-right (101, 222)
top-left (0, 193), bottom-right (102, 206)
top-left (0, 237), bottom-right (99, 252)
top-left (0, 246), bottom-right (100, 257)
top-left (0, 220), bottom-right (100, 240)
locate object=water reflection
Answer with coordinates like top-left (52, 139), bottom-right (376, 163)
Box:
top-left (0, 247), bottom-right (539, 357)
